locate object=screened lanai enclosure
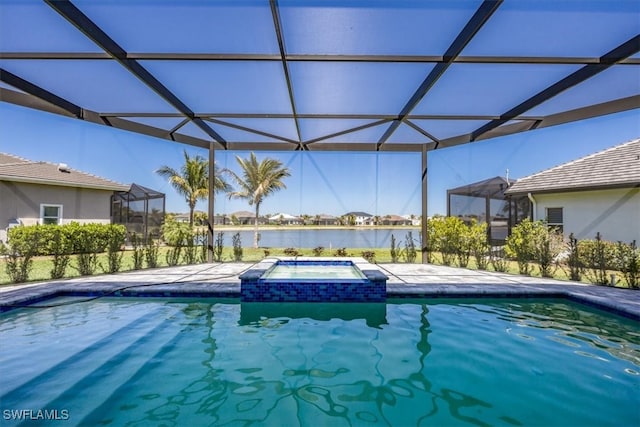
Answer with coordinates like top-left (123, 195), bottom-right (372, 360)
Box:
top-left (447, 176), bottom-right (529, 244)
top-left (0, 0), bottom-right (638, 262)
top-left (111, 183), bottom-right (165, 243)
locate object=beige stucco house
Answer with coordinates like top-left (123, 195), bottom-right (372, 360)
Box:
top-left (505, 138), bottom-right (640, 243)
top-left (0, 153), bottom-right (128, 243)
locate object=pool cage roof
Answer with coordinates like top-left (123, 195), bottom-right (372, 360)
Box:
top-left (112, 183), bottom-right (165, 202)
top-left (0, 0), bottom-right (638, 153)
top-left (447, 176), bottom-right (514, 200)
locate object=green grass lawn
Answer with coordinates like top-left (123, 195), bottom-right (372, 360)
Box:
top-left (0, 246), bottom-right (625, 287)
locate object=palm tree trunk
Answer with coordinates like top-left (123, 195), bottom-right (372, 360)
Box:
top-left (189, 201), bottom-right (195, 227)
top-left (253, 202), bottom-right (260, 248)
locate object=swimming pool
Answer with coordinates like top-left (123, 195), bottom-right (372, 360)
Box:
top-left (1, 297), bottom-right (638, 426)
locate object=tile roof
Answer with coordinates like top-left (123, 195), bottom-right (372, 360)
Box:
top-left (505, 138), bottom-right (640, 195)
top-left (0, 152), bottom-right (129, 191)
top-left (345, 211), bottom-right (373, 217)
top-left (231, 211), bottom-right (255, 218)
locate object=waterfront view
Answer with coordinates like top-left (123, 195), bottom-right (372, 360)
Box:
top-left (213, 227), bottom-right (420, 249)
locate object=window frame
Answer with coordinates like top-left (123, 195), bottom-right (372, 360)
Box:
top-left (40, 204), bottom-right (63, 225)
top-left (545, 207), bottom-right (563, 232)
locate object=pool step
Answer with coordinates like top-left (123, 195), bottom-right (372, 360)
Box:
top-left (37, 312), bottom-right (187, 426)
top-left (75, 320), bottom-right (198, 426)
top-left (0, 305), bottom-right (182, 412)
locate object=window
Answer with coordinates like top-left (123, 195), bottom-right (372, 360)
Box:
top-left (40, 204), bottom-right (63, 225)
top-left (546, 207), bottom-right (563, 232)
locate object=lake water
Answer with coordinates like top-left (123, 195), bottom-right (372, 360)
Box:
top-left (215, 228), bottom-right (420, 249)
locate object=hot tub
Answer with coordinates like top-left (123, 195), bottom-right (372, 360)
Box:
top-left (239, 259), bottom-right (387, 302)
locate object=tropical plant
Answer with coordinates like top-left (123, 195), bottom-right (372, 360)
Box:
top-left (225, 152), bottom-right (291, 248)
top-left (156, 150), bottom-right (231, 226)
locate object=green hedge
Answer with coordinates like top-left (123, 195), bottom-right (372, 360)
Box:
top-left (8, 223), bottom-right (126, 256)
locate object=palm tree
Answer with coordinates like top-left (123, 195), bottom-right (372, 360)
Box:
top-left (156, 150), bottom-right (231, 227)
top-left (226, 152), bottom-right (291, 248)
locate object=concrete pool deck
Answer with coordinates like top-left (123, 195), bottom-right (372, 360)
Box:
top-left (1, 258), bottom-right (639, 319)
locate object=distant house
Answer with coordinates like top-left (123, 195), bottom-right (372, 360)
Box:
top-left (344, 211), bottom-right (373, 226)
top-left (505, 138), bottom-right (640, 243)
top-left (314, 214), bottom-right (338, 226)
top-left (268, 213), bottom-right (301, 225)
top-left (174, 213), bottom-right (191, 223)
top-left (230, 210), bottom-right (266, 225)
top-left (401, 214), bottom-right (421, 226)
top-left (0, 153), bottom-right (128, 243)
top-left (381, 215), bottom-right (412, 226)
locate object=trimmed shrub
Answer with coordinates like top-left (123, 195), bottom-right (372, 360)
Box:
top-left (566, 233), bottom-right (583, 282)
top-left (72, 224), bottom-right (103, 276)
top-left (402, 231), bottom-right (417, 263)
top-left (312, 246), bottom-right (324, 257)
top-left (144, 239), bottom-right (160, 268)
top-left (129, 232), bottom-right (145, 270)
top-left (333, 248), bottom-right (348, 257)
top-left (232, 232), bottom-right (243, 261)
top-left (197, 229), bottom-right (208, 264)
top-left (468, 221), bottom-right (489, 270)
top-left (490, 247), bottom-right (509, 273)
top-left (2, 228), bottom-right (41, 283)
top-left (183, 230), bottom-right (198, 265)
top-left (532, 226), bottom-right (564, 278)
top-left (104, 224), bottom-right (126, 274)
top-left (361, 250), bottom-right (375, 263)
top-left (284, 247), bottom-right (301, 256)
top-left (49, 226), bottom-right (72, 279)
top-left (430, 216), bottom-right (466, 266)
top-left (213, 232), bottom-right (224, 262)
top-left (580, 233), bottom-right (616, 285)
top-left (614, 240), bottom-right (639, 289)
top-left (505, 219), bottom-right (545, 275)
top-left (390, 234), bottom-right (399, 263)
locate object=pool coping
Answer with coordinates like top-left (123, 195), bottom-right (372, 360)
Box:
top-left (1, 260), bottom-right (639, 320)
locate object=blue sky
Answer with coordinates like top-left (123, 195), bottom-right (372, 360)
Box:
top-left (0, 103), bottom-right (638, 217)
top-left (0, 1), bottom-right (638, 217)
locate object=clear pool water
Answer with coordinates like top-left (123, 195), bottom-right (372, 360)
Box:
top-left (262, 261), bottom-right (366, 280)
top-left (1, 298), bottom-right (638, 426)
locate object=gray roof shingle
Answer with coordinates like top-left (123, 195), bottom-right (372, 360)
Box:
top-left (0, 153), bottom-right (129, 191)
top-left (505, 138), bottom-right (640, 195)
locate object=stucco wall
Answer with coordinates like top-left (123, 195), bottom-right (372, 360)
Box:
top-left (0, 181), bottom-right (114, 242)
top-left (532, 187), bottom-right (640, 243)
